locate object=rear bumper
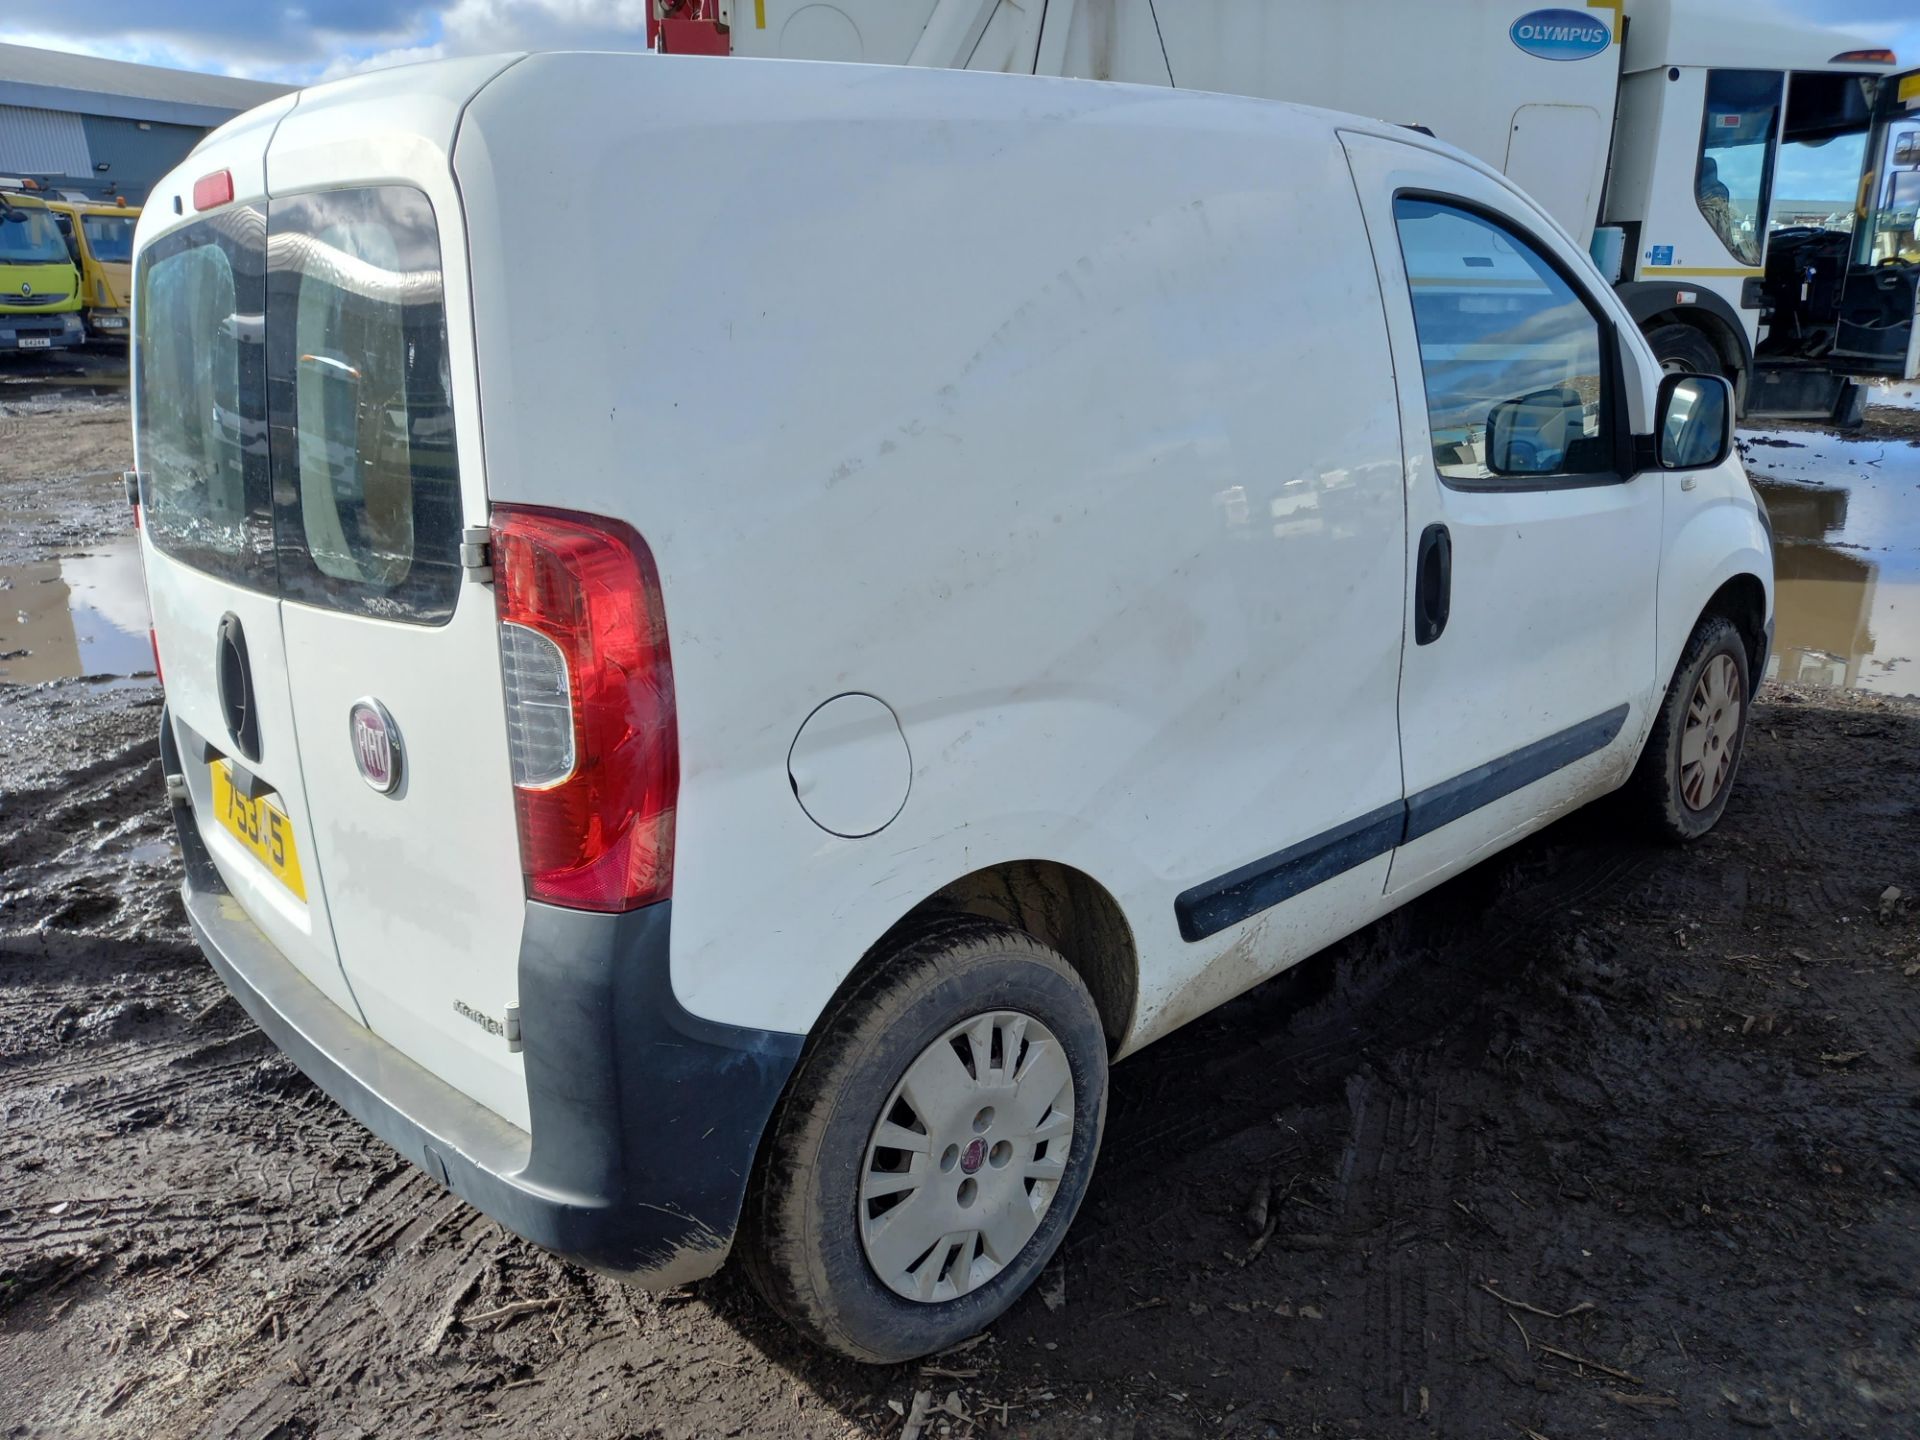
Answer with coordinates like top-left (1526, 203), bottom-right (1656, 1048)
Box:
top-left (162, 711), bottom-right (802, 1287)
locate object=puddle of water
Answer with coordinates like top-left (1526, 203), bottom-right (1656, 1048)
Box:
top-left (127, 837), bottom-right (175, 867)
top-left (1740, 428), bottom-right (1920, 697)
top-left (0, 534), bottom-right (154, 684)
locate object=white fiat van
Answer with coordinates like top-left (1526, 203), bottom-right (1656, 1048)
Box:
top-left (134, 52), bottom-right (1770, 1362)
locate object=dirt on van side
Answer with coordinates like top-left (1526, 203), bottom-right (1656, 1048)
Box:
top-left (2, 388), bottom-right (1919, 1440)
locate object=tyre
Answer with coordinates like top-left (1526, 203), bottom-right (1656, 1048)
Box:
top-left (1645, 322), bottom-right (1724, 379)
top-left (739, 917), bottom-right (1108, 1362)
top-left (1629, 614), bottom-right (1751, 841)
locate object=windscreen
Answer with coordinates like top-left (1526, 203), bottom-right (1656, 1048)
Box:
top-left (81, 213), bottom-right (136, 264)
top-left (0, 206), bottom-right (71, 265)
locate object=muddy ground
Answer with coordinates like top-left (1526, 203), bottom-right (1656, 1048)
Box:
top-left (2, 374), bottom-right (1919, 1439)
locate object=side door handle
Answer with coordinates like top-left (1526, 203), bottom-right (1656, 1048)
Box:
top-left (1414, 523), bottom-right (1451, 646)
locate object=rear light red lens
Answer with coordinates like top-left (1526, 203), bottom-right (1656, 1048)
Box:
top-left (491, 505), bottom-right (678, 913)
top-left (1829, 48), bottom-right (1896, 64)
top-left (191, 170), bottom-right (233, 211)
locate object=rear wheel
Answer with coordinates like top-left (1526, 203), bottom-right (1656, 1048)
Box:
top-left (1629, 614), bottom-right (1752, 841)
top-left (739, 918), bottom-right (1107, 1362)
top-left (1646, 322), bottom-right (1725, 379)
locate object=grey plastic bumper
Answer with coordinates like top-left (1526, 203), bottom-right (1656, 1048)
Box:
top-left (164, 710), bottom-right (803, 1287)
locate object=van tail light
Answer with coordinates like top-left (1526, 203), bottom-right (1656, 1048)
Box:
top-left (1829, 48), bottom-right (1896, 64)
top-left (491, 505), bottom-right (678, 912)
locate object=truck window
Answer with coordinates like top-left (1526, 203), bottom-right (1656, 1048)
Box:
top-left (81, 213), bottom-right (136, 264)
top-left (1772, 71), bottom-right (1875, 236)
top-left (133, 206), bottom-right (276, 591)
top-left (1392, 197), bottom-right (1613, 486)
top-left (1697, 70), bottom-right (1785, 267)
top-left (264, 186), bottom-right (463, 625)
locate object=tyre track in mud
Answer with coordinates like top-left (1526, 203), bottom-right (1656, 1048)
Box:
top-left (6, 682), bottom-right (1915, 1440)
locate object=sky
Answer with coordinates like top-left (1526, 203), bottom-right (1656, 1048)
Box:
top-left (2, 0), bottom-right (1917, 87)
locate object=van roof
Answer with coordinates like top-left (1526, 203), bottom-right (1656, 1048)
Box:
top-left (161, 50), bottom-right (1534, 257)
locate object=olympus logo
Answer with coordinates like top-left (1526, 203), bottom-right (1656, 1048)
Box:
top-left (1509, 8), bottom-right (1611, 60)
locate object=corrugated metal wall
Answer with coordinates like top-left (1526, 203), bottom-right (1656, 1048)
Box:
top-left (0, 103), bottom-right (90, 177)
top-left (80, 115), bottom-right (204, 201)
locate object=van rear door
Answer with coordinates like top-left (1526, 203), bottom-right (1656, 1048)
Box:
top-left (261, 183), bottom-right (531, 1128)
top-left (261, 66), bottom-right (531, 1130)
top-left (137, 115), bottom-right (364, 1018)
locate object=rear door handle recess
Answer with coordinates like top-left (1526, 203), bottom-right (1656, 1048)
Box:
top-left (1414, 522), bottom-right (1451, 646)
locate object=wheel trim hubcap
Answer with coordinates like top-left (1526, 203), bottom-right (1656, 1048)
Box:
top-left (858, 1010), bottom-right (1074, 1304)
top-left (1679, 653), bottom-right (1742, 811)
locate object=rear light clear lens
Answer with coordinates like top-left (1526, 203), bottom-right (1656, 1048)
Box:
top-left (491, 505), bottom-right (678, 912)
top-left (500, 621), bottom-right (575, 787)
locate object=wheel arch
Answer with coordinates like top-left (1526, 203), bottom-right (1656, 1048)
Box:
top-left (1617, 282), bottom-right (1754, 408)
top-left (1700, 571), bottom-right (1769, 698)
top-left (834, 860), bottom-right (1140, 1055)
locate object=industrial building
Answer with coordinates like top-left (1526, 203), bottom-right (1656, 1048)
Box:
top-left (0, 43), bottom-right (289, 204)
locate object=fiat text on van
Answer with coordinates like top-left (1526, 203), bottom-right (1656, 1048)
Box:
top-left (134, 53), bottom-right (1770, 1361)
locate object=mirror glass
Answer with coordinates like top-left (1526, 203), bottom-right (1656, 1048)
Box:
top-left (1659, 375), bottom-right (1731, 469)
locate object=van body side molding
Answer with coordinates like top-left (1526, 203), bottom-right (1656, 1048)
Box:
top-left (1175, 803), bottom-right (1406, 943)
top-left (1175, 703), bottom-right (1631, 942)
top-left (1402, 703), bottom-right (1629, 843)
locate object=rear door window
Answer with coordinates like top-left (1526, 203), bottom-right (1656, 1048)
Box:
top-left (265, 187), bottom-right (463, 625)
top-left (134, 204), bottom-right (276, 590)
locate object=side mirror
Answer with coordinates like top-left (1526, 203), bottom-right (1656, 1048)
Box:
top-left (1654, 372), bottom-right (1734, 470)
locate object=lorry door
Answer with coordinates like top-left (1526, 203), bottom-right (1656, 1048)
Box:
top-left (137, 122), bottom-right (367, 1022)
top-left (1340, 132), bottom-right (1661, 895)
top-left (1833, 69), bottom-right (1920, 380)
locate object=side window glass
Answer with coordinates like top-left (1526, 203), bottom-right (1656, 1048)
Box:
top-left (1697, 70), bottom-right (1784, 268)
top-left (1392, 197), bottom-right (1613, 485)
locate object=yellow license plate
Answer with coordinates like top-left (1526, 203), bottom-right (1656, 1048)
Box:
top-left (209, 761), bottom-right (307, 901)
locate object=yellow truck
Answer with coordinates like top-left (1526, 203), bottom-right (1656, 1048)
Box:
top-left (46, 195), bottom-right (139, 340)
top-left (0, 181), bottom-right (85, 354)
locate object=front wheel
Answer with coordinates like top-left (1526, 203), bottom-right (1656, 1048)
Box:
top-left (738, 918), bottom-right (1108, 1362)
top-left (1646, 322), bottom-right (1724, 380)
top-left (1628, 614), bottom-right (1752, 841)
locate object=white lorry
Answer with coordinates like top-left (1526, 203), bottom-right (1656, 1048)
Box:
top-left (652, 0), bottom-right (1920, 419)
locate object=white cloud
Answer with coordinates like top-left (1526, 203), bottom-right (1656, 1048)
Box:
top-left (314, 41), bottom-right (450, 83)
